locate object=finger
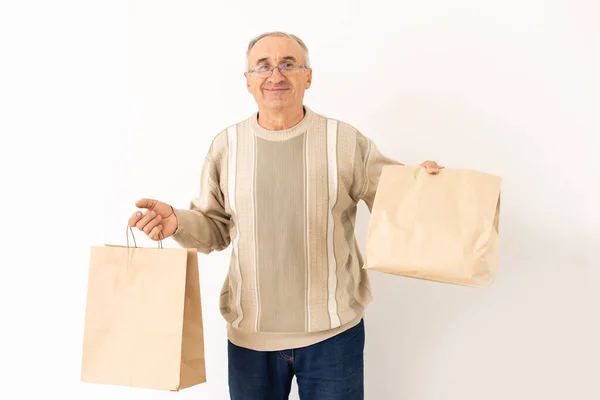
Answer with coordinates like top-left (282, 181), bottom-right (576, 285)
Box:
top-left (135, 198), bottom-right (157, 210)
top-left (149, 224), bottom-right (163, 241)
top-left (128, 211), bottom-right (143, 227)
top-left (427, 165), bottom-right (440, 174)
top-left (135, 210), bottom-right (156, 230)
top-left (143, 215), bottom-right (162, 235)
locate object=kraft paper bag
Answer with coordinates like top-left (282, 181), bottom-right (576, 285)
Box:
top-left (81, 228), bottom-right (206, 391)
top-left (364, 165), bottom-right (501, 287)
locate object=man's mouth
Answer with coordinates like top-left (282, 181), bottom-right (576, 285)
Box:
top-left (264, 87), bottom-right (289, 91)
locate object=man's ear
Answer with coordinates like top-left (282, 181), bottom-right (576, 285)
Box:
top-left (305, 68), bottom-right (312, 89)
top-left (244, 72), bottom-right (252, 93)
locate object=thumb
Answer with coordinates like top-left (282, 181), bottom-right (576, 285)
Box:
top-left (135, 198), bottom-right (158, 210)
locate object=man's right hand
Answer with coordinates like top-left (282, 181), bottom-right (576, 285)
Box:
top-left (128, 198), bottom-right (178, 241)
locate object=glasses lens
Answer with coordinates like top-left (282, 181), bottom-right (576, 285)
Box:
top-left (279, 63), bottom-right (298, 76)
top-left (253, 63), bottom-right (301, 78)
top-left (254, 64), bottom-right (271, 78)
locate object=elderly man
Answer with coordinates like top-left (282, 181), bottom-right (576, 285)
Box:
top-left (129, 31), bottom-right (442, 400)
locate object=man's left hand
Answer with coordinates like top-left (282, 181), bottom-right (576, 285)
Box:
top-left (421, 160), bottom-right (444, 174)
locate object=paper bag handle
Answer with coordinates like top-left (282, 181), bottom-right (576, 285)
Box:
top-left (126, 226), bottom-right (163, 249)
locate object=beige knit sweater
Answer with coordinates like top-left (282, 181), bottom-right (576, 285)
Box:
top-left (171, 106), bottom-right (401, 351)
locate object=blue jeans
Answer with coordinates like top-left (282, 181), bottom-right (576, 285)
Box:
top-left (228, 319), bottom-right (365, 400)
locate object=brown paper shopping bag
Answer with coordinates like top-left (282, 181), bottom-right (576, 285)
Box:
top-left (80, 228), bottom-right (206, 391)
top-left (364, 165), bottom-right (501, 287)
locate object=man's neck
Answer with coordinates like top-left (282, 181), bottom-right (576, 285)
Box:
top-left (257, 105), bottom-right (305, 131)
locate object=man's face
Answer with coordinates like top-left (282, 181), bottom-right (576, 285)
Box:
top-left (244, 36), bottom-right (312, 111)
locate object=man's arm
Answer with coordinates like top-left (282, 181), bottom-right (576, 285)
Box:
top-left (171, 151), bottom-right (231, 254)
top-left (353, 133), bottom-right (443, 211)
top-left (353, 133), bottom-right (403, 212)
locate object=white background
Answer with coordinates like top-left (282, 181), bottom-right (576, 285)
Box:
top-left (1, 1), bottom-right (598, 399)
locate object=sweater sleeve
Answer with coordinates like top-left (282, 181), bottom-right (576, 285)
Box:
top-left (171, 151), bottom-right (231, 254)
top-left (353, 132), bottom-right (403, 212)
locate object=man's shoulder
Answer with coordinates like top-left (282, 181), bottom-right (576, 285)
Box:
top-left (311, 109), bottom-right (369, 141)
top-left (205, 125), bottom-right (234, 162)
top-left (208, 114), bottom-right (251, 150)
top-left (212, 111), bottom-right (255, 138)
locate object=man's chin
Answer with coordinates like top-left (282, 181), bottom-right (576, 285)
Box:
top-left (264, 99), bottom-right (293, 109)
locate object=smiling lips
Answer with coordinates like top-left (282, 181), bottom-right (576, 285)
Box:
top-left (264, 86), bottom-right (290, 92)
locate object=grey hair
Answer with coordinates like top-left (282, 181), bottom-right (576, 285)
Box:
top-left (246, 31), bottom-right (310, 70)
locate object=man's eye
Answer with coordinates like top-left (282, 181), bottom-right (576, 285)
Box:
top-left (281, 63), bottom-right (295, 69)
top-left (256, 65), bottom-right (270, 72)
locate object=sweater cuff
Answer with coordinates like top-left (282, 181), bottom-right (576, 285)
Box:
top-left (172, 208), bottom-right (196, 238)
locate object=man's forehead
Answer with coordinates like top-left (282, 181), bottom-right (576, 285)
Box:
top-left (249, 37), bottom-right (305, 63)
top-left (254, 55), bottom-right (299, 65)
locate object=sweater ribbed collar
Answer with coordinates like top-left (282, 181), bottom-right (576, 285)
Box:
top-left (249, 105), bottom-right (314, 141)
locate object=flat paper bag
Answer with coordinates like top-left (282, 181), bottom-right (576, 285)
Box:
top-left (81, 233), bottom-right (206, 391)
top-left (364, 165), bottom-right (501, 287)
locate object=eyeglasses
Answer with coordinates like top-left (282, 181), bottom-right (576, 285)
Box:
top-left (247, 62), bottom-right (309, 78)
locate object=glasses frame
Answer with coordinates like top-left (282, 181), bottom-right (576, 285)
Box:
top-left (247, 62), bottom-right (309, 78)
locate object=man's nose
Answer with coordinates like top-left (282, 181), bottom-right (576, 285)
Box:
top-left (267, 67), bottom-right (285, 83)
